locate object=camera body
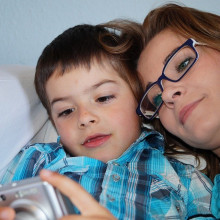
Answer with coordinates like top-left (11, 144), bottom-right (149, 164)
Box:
top-left (0, 176), bottom-right (74, 220)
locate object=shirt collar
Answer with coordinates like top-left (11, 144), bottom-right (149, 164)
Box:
top-left (56, 130), bottom-right (164, 168)
top-left (107, 130), bottom-right (164, 164)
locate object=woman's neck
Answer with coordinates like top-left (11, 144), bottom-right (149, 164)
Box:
top-left (213, 147), bottom-right (220, 158)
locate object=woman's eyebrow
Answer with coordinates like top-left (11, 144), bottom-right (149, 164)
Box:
top-left (146, 82), bottom-right (152, 89)
top-left (163, 47), bottom-right (179, 65)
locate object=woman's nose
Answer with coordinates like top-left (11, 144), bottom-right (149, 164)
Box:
top-left (162, 84), bottom-right (185, 108)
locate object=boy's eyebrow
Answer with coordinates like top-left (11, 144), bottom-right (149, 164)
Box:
top-left (50, 79), bottom-right (117, 107)
top-left (82, 79), bottom-right (118, 95)
top-left (51, 97), bottom-right (71, 107)
top-left (90, 79), bottom-right (117, 90)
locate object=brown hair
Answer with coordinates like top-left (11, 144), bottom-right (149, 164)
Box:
top-left (152, 118), bottom-right (219, 181)
top-left (142, 3), bottom-right (220, 180)
top-left (101, 4), bottom-right (220, 180)
top-left (35, 24), bottom-right (144, 118)
top-left (143, 3), bottom-right (220, 51)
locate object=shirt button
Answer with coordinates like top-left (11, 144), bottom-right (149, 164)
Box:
top-left (112, 174), bottom-right (120, 182)
top-left (112, 162), bottom-right (120, 166)
top-left (107, 194), bottom-right (115, 202)
top-left (176, 205), bottom-right (181, 212)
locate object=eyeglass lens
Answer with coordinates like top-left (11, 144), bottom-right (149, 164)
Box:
top-left (141, 45), bottom-right (197, 119)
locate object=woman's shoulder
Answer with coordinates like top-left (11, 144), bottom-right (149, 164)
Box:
top-left (167, 157), bottom-right (204, 180)
top-left (211, 174), bottom-right (220, 219)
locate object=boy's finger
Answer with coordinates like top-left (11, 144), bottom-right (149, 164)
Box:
top-left (39, 170), bottom-right (113, 217)
top-left (60, 216), bottom-right (110, 220)
top-left (0, 207), bottom-right (15, 220)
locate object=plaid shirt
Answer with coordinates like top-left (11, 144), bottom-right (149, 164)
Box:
top-left (0, 131), bottom-right (215, 219)
top-left (212, 174), bottom-right (220, 219)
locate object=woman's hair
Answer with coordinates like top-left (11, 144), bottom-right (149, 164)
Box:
top-left (142, 3), bottom-right (220, 180)
top-left (143, 3), bottom-right (220, 51)
top-left (152, 118), bottom-right (219, 181)
top-left (101, 4), bottom-right (220, 180)
top-left (35, 24), bottom-right (144, 117)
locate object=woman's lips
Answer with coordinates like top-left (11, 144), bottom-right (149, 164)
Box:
top-left (179, 99), bottom-right (202, 125)
top-left (82, 134), bottom-right (111, 148)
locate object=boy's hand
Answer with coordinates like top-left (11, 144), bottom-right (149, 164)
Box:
top-left (0, 207), bottom-right (15, 220)
top-left (40, 170), bottom-right (116, 220)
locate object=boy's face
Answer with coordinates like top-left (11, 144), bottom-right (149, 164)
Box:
top-left (46, 60), bottom-right (141, 162)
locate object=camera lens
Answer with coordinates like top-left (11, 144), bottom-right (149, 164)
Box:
top-left (11, 199), bottom-right (48, 220)
top-left (0, 194), bottom-right (6, 201)
top-left (15, 211), bottom-right (41, 220)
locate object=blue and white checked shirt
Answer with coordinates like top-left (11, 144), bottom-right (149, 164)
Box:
top-left (0, 131), bottom-right (215, 219)
top-left (211, 174), bottom-right (220, 219)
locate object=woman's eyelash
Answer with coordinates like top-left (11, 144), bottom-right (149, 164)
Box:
top-left (58, 108), bottom-right (74, 117)
top-left (176, 57), bottom-right (193, 72)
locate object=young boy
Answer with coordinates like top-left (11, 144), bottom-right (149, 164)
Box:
top-left (0, 24), bottom-right (214, 219)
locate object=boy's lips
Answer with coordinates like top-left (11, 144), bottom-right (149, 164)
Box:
top-left (179, 98), bottom-right (203, 125)
top-left (82, 134), bottom-right (111, 148)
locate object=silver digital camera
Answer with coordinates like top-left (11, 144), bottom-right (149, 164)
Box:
top-left (0, 176), bottom-right (74, 220)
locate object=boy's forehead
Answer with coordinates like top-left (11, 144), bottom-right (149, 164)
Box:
top-left (46, 60), bottom-right (123, 91)
top-left (52, 54), bottom-right (112, 73)
top-left (50, 57), bottom-right (119, 78)
top-left (46, 66), bottom-right (126, 108)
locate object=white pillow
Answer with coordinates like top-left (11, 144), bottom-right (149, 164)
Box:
top-left (0, 65), bottom-right (57, 174)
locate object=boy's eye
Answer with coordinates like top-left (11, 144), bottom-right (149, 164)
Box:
top-left (96, 95), bottom-right (115, 103)
top-left (58, 108), bottom-right (75, 117)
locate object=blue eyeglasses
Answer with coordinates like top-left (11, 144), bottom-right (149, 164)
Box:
top-left (137, 38), bottom-right (204, 120)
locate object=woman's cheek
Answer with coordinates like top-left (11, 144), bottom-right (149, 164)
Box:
top-left (159, 110), bottom-right (177, 134)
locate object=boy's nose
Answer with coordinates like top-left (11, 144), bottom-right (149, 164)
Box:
top-left (78, 110), bottom-right (98, 128)
top-left (79, 119), bottom-right (96, 128)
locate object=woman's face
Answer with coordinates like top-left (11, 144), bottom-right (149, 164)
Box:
top-left (138, 29), bottom-right (220, 156)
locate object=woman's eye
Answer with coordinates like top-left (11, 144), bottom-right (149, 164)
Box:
top-left (176, 57), bottom-right (193, 73)
top-left (97, 95), bottom-right (115, 103)
top-left (152, 93), bottom-right (162, 107)
top-left (58, 108), bottom-right (75, 117)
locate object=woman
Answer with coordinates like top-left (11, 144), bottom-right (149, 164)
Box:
top-left (135, 3), bottom-right (220, 218)
top-left (100, 3), bottom-right (219, 181)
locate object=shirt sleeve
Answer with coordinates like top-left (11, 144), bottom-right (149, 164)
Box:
top-left (211, 174), bottom-right (220, 219)
top-left (0, 144), bottom-right (49, 185)
top-left (187, 169), bottom-right (215, 219)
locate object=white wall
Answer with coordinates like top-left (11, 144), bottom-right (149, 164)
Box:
top-left (1, 0), bottom-right (220, 66)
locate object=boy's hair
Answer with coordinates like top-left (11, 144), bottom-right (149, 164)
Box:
top-left (35, 24), bottom-right (144, 117)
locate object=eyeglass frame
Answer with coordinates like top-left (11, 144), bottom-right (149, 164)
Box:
top-left (137, 38), bottom-right (204, 121)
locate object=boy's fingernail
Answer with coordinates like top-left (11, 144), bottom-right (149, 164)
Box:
top-left (40, 169), bottom-right (53, 177)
